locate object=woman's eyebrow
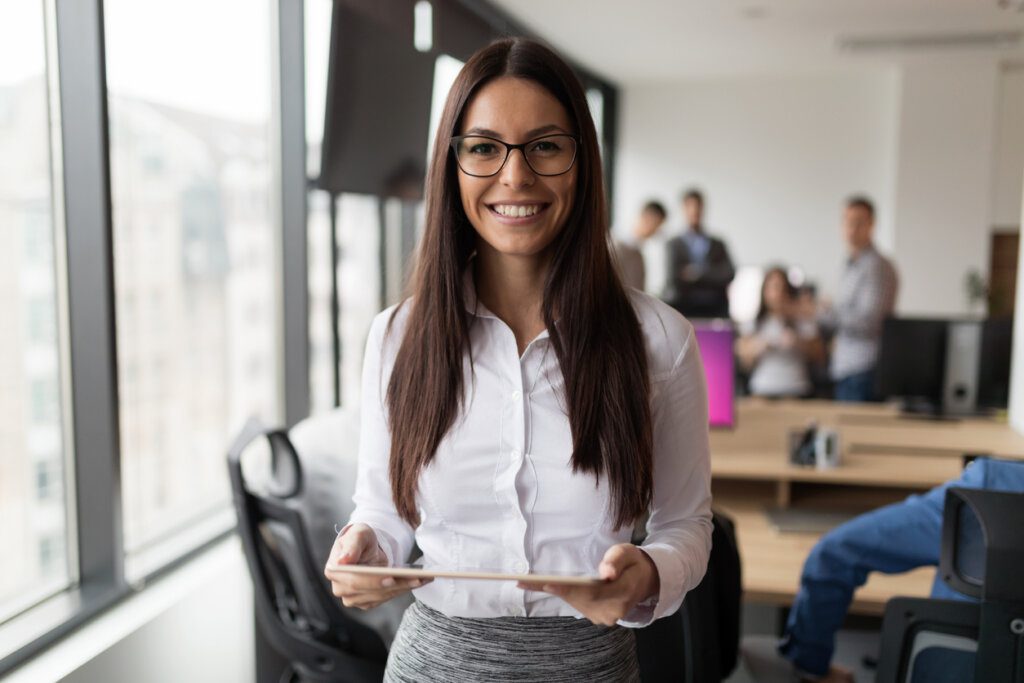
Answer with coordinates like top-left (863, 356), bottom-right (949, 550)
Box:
top-left (463, 126), bottom-right (502, 137)
top-left (462, 124), bottom-right (569, 138)
top-left (525, 124), bottom-right (568, 137)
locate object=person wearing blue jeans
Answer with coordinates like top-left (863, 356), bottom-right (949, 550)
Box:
top-left (778, 457), bottom-right (1024, 682)
top-left (833, 370), bottom-right (875, 403)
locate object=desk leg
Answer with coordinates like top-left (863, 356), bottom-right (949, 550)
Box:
top-left (776, 481), bottom-right (791, 508)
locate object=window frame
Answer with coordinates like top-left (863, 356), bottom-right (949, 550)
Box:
top-left (0, 0), bottom-right (307, 674)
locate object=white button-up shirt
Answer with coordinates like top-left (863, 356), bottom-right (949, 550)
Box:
top-left (348, 282), bottom-right (713, 627)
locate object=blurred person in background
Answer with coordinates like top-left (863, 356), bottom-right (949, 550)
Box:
top-left (612, 199), bottom-right (667, 292)
top-left (819, 196), bottom-right (898, 402)
top-left (736, 267), bottom-right (824, 398)
top-left (662, 188), bottom-right (735, 319)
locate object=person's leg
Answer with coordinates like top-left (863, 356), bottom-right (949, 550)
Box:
top-left (833, 370), bottom-right (874, 402)
top-left (778, 482), bottom-right (955, 676)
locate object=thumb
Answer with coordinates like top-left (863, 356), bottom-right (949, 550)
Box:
top-left (335, 526), bottom-right (372, 565)
top-left (598, 544), bottom-right (634, 581)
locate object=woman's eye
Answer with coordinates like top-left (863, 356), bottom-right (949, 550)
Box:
top-left (529, 140), bottom-right (560, 153)
top-left (469, 143), bottom-right (498, 155)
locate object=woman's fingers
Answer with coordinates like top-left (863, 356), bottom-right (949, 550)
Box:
top-left (516, 548), bottom-right (653, 625)
top-left (324, 523), bottom-right (428, 609)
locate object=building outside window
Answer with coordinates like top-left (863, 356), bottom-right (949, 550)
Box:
top-left (104, 0), bottom-right (281, 574)
top-left (0, 0), bottom-right (72, 623)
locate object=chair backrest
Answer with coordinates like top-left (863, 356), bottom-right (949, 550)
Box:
top-left (940, 487), bottom-right (1024, 683)
top-left (227, 419), bottom-right (389, 683)
top-left (287, 410), bottom-right (412, 647)
top-left (877, 486), bottom-right (1024, 683)
top-left (636, 510), bottom-right (742, 682)
top-left (876, 598), bottom-right (979, 683)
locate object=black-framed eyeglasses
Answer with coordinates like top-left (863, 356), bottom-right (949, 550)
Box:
top-left (450, 133), bottom-right (579, 177)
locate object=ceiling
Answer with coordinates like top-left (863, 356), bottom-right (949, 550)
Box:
top-left (488, 0), bottom-right (1024, 84)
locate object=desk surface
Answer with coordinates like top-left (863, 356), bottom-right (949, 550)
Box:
top-left (713, 483), bottom-right (937, 616)
top-left (711, 398), bottom-right (1024, 462)
top-left (710, 398), bottom-right (1024, 615)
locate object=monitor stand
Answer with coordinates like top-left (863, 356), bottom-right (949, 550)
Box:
top-left (898, 397), bottom-right (961, 421)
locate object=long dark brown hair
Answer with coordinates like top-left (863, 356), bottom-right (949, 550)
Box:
top-left (385, 38), bottom-right (652, 530)
top-left (756, 266), bottom-right (798, 326)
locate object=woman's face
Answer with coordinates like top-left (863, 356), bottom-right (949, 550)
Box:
top-left (763, 271), bottom-right (789, 313)
top-left (456, 76), bottom-right (578, 262)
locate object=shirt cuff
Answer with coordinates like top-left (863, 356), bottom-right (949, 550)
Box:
top-left (618, 543), bottom-right (686, 628)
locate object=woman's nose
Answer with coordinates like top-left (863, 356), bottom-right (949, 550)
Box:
top-left (498, 148), bottom-right (535, 189)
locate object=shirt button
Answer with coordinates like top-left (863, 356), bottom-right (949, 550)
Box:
top-left (511, 449), bottom-right (521, 460)
top-left (506, 606), bottom-right (524, 617)
top-left (515, 561), bottom-right (529, 573)
top-left (511, 390), bottom-right (522, 401)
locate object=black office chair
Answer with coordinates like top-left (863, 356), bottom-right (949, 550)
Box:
top-left (636, 510), bottom-right (743, 682)
top-left (227, 419), bottom-right (390, 683)
top-left (876, 487), bottom-right (1024, 683)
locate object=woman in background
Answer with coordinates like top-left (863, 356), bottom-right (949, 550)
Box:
top-left (737, 267), bottom-right (824, 398)
top-left (323, 38), bottom-right (712, 681)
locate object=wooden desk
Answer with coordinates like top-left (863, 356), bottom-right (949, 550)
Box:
top-left (711, 398), bottom-right (1024, 615)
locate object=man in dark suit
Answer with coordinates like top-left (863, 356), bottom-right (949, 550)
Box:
top-left (662, 188), bottom-right (735, 319)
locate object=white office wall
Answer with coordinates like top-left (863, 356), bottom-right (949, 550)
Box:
top-left (891, 61), bottom-right (999, 316)
top-left (614, 62), bottom-right (1024, 316)
top-left (994, 64), bottom-right (1024, 229)
top-left (613, 70), bottom-right (901, 299)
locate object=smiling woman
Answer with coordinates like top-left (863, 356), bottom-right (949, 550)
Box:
top-left (323, 37), bottom-right (713, 682)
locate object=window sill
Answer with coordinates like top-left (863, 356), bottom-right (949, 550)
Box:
top-left (0, 533), bottom-right (242, 681)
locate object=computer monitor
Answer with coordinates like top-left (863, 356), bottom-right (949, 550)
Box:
top-left (876, 317), bottom-right (1013, 415)
top-left (693, 321), bottom-right (735, 429)
top-left (875, 318), bottom-right (949, 413)
top-left (977, 317), bottom-right (1013, 410)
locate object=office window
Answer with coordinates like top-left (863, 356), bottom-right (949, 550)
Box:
top-left (0, 0), bottom-right (72, 622)
top-left (35, 460), bottom-right (61, 502)
top-left (105, 0), bottom-right (281, 566)
top-left (306, 191), bottom-right (383, 413)
top-left (305, 0), bottom-right (383, 411)
top-left (586, 87), bottom-right (605, 158)
top-left (336, 194), bottom-right (384, 405)
top-left (306, 189), bottom-right (335, 413)
top-left (305, 8), bottom-right (461, 412)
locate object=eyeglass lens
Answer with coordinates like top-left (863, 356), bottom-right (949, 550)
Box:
top-left (454, 135), bottom-right (576, 176)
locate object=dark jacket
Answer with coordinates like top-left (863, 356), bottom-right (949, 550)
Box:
top-left (662, 231), bottom-right (736, 319)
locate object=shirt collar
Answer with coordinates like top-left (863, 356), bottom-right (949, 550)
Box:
top-left (847, 242), bottom-right (877, 266)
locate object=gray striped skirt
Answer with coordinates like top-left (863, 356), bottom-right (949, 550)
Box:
top-left (383, 601), bottom-right (641, 682)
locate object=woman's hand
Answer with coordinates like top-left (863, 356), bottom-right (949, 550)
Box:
top-left (735, 335), bottom-right (767, 370)
top-left (323, 523), bottom-right (427, 610)
top-left (517, 544), bottom-right (660, 626)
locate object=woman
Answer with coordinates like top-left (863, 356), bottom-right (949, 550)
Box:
top-left (324, 38), bottom-right (712, 682)
top-left (736, 267), bottom-right (824, 398)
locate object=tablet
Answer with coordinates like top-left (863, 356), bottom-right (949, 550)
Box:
top-left (326, 564), bottom-right (604, 586)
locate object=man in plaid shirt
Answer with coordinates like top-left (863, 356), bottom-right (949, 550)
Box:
top-left (822, 196), bottom-right (898, 402)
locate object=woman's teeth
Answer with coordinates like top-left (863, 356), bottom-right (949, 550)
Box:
top-left (493, 204), bottom-right (542, 218)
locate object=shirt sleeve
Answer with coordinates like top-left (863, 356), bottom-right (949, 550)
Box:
top-left (836, 257), bottom-right (898, 338)
top-left (701, 239), bottom-right (736, 287)
top-left (345, 311), bottom-right (416, 566)
top-left (620, 325), bottom-right (714, 627)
